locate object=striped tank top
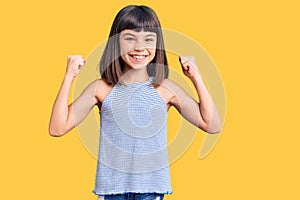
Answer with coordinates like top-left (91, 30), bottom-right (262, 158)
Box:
top-left (93, 77), bottom-right (172, 195)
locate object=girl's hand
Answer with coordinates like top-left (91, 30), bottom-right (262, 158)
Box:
top-left (179, 56), bottom-right (200, 80)
top-left (66, 55), bottom-right (86, 78)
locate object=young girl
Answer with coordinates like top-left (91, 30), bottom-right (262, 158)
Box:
top-left (49, 5), bottom-right (222, 200)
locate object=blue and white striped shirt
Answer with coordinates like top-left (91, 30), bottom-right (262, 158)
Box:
top-left (93, 77), bottom-right (172, 195)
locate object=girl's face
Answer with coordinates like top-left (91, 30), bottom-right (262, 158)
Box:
top-left (119, 29), bottom-right (157, 70)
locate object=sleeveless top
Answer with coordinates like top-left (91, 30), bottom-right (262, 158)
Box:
top-left (93, 77), bottom-right (172, 195)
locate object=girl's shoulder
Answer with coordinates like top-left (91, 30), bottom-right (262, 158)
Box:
top-left (160, 78), bottom-right (176, 86)
top-left (157, 78), bottom-right (188, 99)
top-left (155, 78), bottom-right (182, 101)
top-left (159, 78), bottom-right (184, 93)
top-left (93, 78), bottom-right (113, 103)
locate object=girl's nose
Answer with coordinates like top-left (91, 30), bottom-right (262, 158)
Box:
top-left (134, 41), bottom-right (145, 51)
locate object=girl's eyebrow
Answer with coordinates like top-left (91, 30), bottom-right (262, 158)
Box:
top-left (122, 33), bottom-right (136, 37)
top-left (122, 32), bottom-right (156, 37)
top-left (145, 33), bottom-right (156, 37)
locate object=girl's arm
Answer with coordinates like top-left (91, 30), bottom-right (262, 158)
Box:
top-left (48, 55), bottom-right (98, 137)
top-left (166, 56), bottom-right (222, 134)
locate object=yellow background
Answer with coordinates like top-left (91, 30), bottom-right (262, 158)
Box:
top-left (1, 0), bottom-right (299, 199)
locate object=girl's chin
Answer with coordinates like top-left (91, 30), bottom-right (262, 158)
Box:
top-left (127, 63), bottom-right (148, 70)
top-left (124, 60), bottom-right (150, 69)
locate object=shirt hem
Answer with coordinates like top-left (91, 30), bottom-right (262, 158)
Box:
top-left (93, 190), bottom-right (173, 196)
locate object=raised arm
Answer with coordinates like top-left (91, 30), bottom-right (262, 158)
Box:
top-left (48, 55), bottom-right (98, 137)
top-left (166, 56), bottom-right (222, 134)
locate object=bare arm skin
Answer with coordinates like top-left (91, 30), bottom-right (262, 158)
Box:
top-left (48, 55), bottom-right (98, 137)
top-left (161, 56), bottom-right (222, 134)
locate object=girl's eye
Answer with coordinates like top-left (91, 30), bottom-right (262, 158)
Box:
top-left (126, 38), bottom-right (135, 42)
top-left (145, 38), bottom-right (154, 42)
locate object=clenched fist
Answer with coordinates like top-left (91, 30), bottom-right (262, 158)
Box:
top-left (179, 56), bottom-right (200, 80)
top-left (66, 55), bottom-right (86, 78)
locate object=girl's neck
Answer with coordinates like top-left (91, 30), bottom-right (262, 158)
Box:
top-left (121, 64), bottom-right (149, 83)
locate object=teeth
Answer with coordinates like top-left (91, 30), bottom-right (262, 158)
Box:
top-left (133, 55), bottom-right (144, 59)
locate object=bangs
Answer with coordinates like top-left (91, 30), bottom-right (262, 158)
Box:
top-left (116, 6), bottom-right (160, 33)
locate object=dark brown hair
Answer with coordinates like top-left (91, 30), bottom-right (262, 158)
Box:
top-left (99, 5), bottom-right (168, 85)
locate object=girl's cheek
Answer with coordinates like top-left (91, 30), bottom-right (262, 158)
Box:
top-left (120, 46), bottom-right (128, 56)
top-left (120, 43), bottom-right (134, 55)
top-left (147, 46), bottom-right (156, 54)
top-left (145, 43), bottom-right (156, 51)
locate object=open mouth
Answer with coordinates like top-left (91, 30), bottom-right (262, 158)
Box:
top-left (128, 54), bottom-right (149, 63)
